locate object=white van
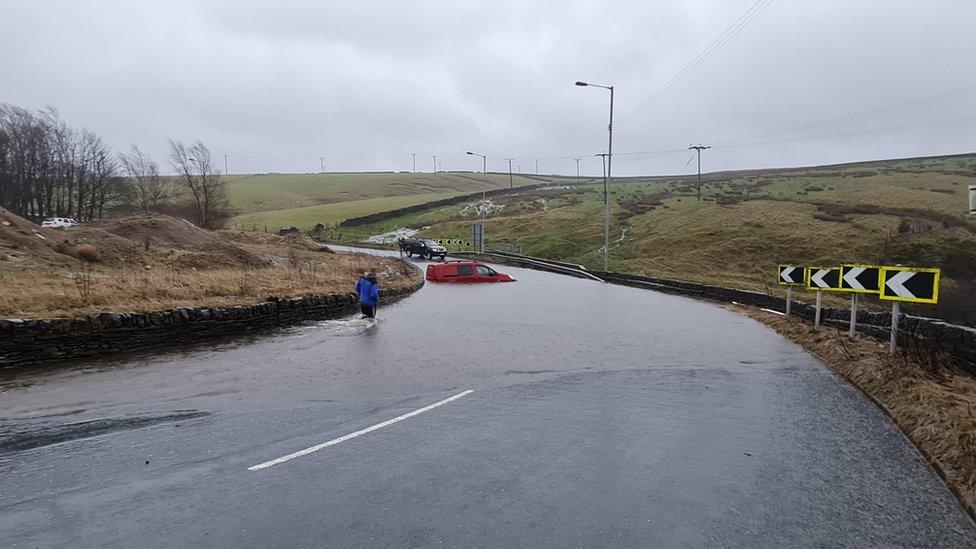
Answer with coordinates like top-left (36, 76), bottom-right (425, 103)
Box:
top-left (41, 217), bottom-right (80, 228)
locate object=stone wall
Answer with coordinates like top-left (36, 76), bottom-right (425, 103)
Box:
top-left (0, 281), bottom-right (423, 368)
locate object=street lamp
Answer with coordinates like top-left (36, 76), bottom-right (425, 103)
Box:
top-left (465, 151), bottom-right (487, 199)
top-left (466, 151), bottom-right (488, 253)
top-left (575, 80), bottom-right (614, 271)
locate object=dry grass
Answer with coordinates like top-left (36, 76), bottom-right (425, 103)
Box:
top-left (740, 307), bottom-right (976, 520)
top-left (73, 243), bottom-right (99, 262)
top-left (0, 253), bottom-right (418, 318)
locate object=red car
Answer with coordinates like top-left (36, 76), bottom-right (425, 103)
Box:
top-left (425, 261), bottom-right (516, 283)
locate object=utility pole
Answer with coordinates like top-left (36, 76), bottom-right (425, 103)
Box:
top-left (411, 153), bottom-right (417, 173)
top-left (535, 158), bottom-right (539, 174)
top-left (224, 154), bottom-right (228, 175)
top-left (319, 156), bottom-right (325, 174)
top-left (506, 158), bottom-right (514, 189)
top-left (432, 155), bottom-right (437, 173)
top-left (575, 157), bottom-right (581, 185)
top-left (689, 144), bottom-right (710, 200)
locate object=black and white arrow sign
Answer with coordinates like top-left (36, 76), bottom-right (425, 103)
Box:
top-left (840, 265), bottom-right (881, 293)
top-left (778, 265), bottom-right (804, 285)
top-left (806, 267), bottom-right (841, 290)
top-left (879, 267), bottom-right (940, 303)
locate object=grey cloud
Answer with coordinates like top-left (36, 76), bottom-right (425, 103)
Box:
top-left (1, 0), bottom-right (973, 176)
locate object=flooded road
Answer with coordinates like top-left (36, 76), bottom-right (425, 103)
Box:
top-left (2, 249), bottom-right (974, 547)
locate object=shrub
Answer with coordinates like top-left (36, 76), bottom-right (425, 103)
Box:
top-left (74, 244), bottom-right (100, 262)
top-left (804, 186), bottom-right (825, 192)
top-left (53, 240), bottom-right (73, 256)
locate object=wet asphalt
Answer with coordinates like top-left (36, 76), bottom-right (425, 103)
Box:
top-left (1, 249), bottom-right (974, 547)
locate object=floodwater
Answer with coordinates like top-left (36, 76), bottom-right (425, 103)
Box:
top-left (1, 248), bottom-right (974, 547)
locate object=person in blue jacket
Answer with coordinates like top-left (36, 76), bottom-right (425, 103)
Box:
top-left (359, 273), bottom-right (380, 318)
top-left (354, 272), bottom-right (369, 299)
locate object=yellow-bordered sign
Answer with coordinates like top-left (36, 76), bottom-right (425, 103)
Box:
top-left (839, 264), bottom-right (882, 294)
top-left (806, 266), bottom-right (842, 291)
top-left (777, 265), bottom-right (805, 286)
top-left (879, 267), bottom-right (940, 304)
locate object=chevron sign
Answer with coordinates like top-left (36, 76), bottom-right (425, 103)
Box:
top-left (806, 267), bottom-right (841, 290)
top-left (777, 265), bottom-right (804, 285)
top-left (879, 267), bottom-right (941, 304)
top-left (840, 265), bottom-right (881, 293)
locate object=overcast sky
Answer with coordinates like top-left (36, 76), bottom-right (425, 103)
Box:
top-left (3, 0), bottom-right (974, 176)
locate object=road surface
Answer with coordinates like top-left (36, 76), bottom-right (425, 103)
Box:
top-left (1, 249), bottom-right (974, 547)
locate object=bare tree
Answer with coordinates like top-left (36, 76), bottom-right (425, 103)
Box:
top-left (0, 104), bottom-right (127, 221)
top-left (168, 139), bottom-right (227, 229)
top-left (119, 145), bottom-right (177, 212)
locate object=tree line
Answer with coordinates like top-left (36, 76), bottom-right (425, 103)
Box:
top-left (0, 103), bottom-right (229, 228)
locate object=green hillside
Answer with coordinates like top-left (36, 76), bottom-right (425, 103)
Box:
top-left (332, 153), bottom-right (976, 324)
top-left (226, 171), bottom-right (540, 230)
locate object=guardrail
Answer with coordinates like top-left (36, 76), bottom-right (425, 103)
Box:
top-left (454, 251), bottom-right (976, 373)
top-left (450, 252), bottom-right (604, 282)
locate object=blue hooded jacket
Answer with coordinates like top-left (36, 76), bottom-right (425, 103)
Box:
top-left (354, 276), bottom-right (369, 297)
top-left (360, 278), bottom-right (379, 306)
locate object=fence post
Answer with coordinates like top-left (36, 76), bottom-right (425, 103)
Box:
top-left (814, 290), bottom-right (822, 328)
top-left (889, 301), bottom-right (900, 356)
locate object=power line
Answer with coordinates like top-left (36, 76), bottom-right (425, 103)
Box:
top-left (618, 0), bottom-right (775, 125)
top-left (712, 83), bottom-right (976, 147)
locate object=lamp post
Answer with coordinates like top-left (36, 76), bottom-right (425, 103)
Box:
top-left (575, 80), bottom-right (614, 271)
top-left (466, 151), bottom-right (487, 252)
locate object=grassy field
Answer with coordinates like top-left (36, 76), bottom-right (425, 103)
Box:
top-left (226, 171), bottom-right (541, 230)
top-left (230, 192), bottom-right (464, 232)
top-left (331, 153), bottom-right (976, 324)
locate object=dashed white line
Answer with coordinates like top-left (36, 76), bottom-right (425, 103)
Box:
top-left (247, 389), bottom-right (474, 471)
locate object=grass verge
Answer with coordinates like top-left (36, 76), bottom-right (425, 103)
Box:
top-left (0, 247), bottom-right (417, 319)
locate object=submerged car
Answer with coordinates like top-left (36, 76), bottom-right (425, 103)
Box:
top-left (426, 261), bottom-right (516, 283)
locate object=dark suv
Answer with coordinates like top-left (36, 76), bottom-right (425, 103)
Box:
top-left (398, 237), bottom-right (447, 260)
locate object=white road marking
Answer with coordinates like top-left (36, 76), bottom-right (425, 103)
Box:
top-left (247, 390), bottom-right (474, 471)
top-left (760, 308), bottom-right (785, 316)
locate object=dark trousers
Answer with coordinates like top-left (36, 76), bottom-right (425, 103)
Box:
top-left (361, 304), bottom-right (376, 318)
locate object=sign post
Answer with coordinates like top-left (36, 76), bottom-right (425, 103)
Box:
top-left (840, 264), bottom-right (881, 339)
top-left (470, 223), bottom-right (484, 254)
top-left (777, 265), bottom-right (805, 316)
top-left (806, 266), bottom-right (841, 328)
top-left (879, 266), bottom-right (941, 356)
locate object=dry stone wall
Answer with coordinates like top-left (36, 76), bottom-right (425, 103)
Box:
top-left (0, 281), bottom-right (423, 368)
